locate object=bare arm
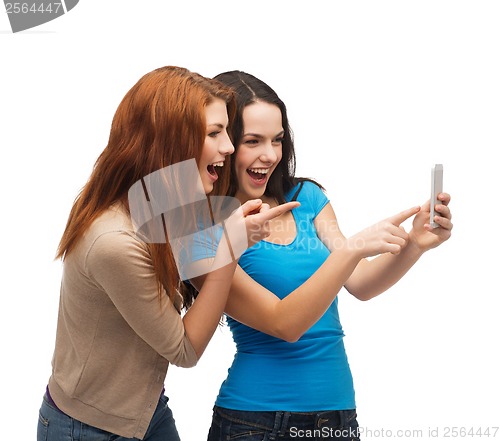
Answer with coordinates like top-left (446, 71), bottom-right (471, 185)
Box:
top-left (182, 199), bottom-right (299, 358)
top-left (192, 201), bottom-right (417, 342)
top-left (343, 241), bottom-right (424, 300)
top-left (223, 247), bottom-right (361, 342)
top-left (337, 193), bottom-right (453, 300)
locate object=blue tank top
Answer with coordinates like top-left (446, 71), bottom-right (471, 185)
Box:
top-left (215, 181), bottom-right (356, 411)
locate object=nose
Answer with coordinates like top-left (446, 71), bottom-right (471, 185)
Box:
top-left (219, 131), bottom-right (235, 156)
top-left (260, 141), bottom-right (278, 163)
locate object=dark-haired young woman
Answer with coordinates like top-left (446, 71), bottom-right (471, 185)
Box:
top-left (205, 71), bottom-right (453, 440)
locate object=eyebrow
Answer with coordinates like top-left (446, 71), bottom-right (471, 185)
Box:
top-left (207, 123), bottom-right (226, 129)
top-left (243, 130), bottom-right (285, 138)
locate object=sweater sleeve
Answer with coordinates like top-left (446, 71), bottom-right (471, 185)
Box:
top-left (85, 230), bottom-right (198, 368)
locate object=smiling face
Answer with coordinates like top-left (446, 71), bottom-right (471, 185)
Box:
top-left (198, 98), bottom-right (234, 194)
top-left (234, 101), bottom-right (284, 203)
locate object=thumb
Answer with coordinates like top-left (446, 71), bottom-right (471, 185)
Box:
top-left (240, 199), bottom-right (263, 216)
top-left (259, 203), bottom-right (271, 214)
top-left (388, 205), bottom-right (421, 226)
top-left (421, 199), bottom-right (431, 212)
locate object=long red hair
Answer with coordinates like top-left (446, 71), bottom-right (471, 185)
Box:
top-left (56, 66), bottom-right (235, 311)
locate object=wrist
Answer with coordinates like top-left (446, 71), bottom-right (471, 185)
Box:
top-left (343, 237), bottom-right (366, 261)
top-left (405, 234), bottom-right (426, 257)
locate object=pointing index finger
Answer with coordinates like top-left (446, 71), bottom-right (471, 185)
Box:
top-left (259, 201), bottom-right (300, 221)
top-left (389, 206), bottom-right (421, 226)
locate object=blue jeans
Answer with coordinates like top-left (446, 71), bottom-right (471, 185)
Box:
top-left (207, 406), bottom-right (360, 441)
top-left (37, 393), bottom-right (180, 441)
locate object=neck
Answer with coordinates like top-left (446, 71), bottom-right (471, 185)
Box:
top-left (235, 191), bottom-right (276, 207)
top-left (260, 195), bottom-right (277, 207)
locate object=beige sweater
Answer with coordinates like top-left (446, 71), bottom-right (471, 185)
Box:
top-left (48, 204), bottom-right (198, 439)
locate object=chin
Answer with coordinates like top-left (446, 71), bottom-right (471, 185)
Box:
top-left (247, 188), bottom-right (266, 200)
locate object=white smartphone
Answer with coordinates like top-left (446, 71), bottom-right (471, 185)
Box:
top-left (430, 164), bottom-right (443, 228)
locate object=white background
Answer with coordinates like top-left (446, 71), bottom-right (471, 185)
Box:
top-left (1, 1), bottom-right (499, 440)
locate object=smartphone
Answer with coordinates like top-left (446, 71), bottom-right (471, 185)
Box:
top-left (430, 164), bottom-right (443, 228)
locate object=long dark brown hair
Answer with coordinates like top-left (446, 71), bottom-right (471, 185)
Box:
top-left (213, 70), bottom-right (323, 204)
top-left (56, 66), bottom-right (235, 311)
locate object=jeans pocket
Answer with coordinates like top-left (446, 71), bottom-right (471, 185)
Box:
top-left (316, 410), bottom-right (360, 441)
top-left (207, 412), bottom-right (222, 441)
top-left (227, 421), bottom-right (268, 441)
top-left (341, 410), bottom-right (360, 441)
top-left (345, 410), bottom-right (358, 424)
top-left (37, 411), bottom-right (49, 441)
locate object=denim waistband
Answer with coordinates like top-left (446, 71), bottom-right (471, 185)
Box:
top-left (213, 405), bottom-right (356, 437)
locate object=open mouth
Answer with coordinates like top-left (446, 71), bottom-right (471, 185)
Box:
top-left (246, 168), bottom-right (270, 184)
top-left (207, 161), bottom-right (224, 178)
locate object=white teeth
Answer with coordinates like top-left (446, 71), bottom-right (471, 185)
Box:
top-left (248, 168), bottom-right (269, 174)
top-left (211, 161), bottom-right (224, 167)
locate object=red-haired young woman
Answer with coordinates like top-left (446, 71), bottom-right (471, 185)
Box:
top-left (37, 66), bottom-right (298, 441)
